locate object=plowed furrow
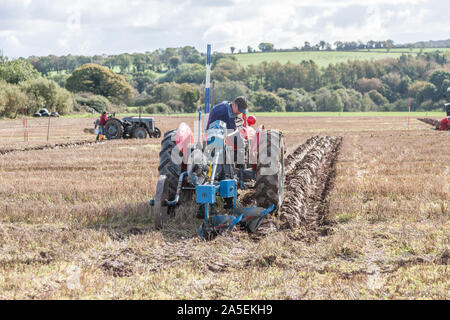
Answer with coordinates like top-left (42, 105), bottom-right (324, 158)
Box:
top-left (0, 140), bottom-right (101, 156)
top-left (418, 118), bottom-right (440, 129)
top-left (253, 135), bottom-right (342, 237)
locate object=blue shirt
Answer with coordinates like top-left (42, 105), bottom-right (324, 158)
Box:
top-left (206, 101), bottom-right (236, 130)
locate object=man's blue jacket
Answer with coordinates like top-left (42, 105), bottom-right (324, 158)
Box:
top-left (206, 101), bottom-right (236, 130)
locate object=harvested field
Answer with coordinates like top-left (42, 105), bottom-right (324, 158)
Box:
top-left (0, 115), bottom-right (448, 299)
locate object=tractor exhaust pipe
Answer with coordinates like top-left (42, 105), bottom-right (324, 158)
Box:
top-left (166, 171), bottom-right (188, 207)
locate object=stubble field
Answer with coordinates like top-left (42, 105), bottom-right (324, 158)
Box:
top-left (0, 114), bottom-right (448, 299)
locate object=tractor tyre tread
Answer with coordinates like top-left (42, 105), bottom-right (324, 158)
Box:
top-left (254, 130), bottom-right (285, 212)
top-left (158, 129), bottom-right (182, 198)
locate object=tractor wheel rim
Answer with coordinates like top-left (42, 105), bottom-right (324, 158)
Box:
top-left (108, 126), bottom-right (117, 135)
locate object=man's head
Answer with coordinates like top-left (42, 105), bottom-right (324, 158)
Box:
top-left (231, 96), bottom-right (248, 115)
top-left (102, 111), bottom-right (107, 115)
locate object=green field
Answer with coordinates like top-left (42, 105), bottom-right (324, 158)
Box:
top-left (357, 48), bottom-right (450, 53)
top-left (234, 49), bottom-right (450, 68)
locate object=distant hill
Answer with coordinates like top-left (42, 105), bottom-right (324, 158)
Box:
top-left (234, 48), bottom-right (450, 68)
top-left (399, 39), bottom-right (450, 48)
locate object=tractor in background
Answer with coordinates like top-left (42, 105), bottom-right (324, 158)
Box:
top-left (439, 87), bottom-right (450, 131)
top-left (100, 114), bottom-right (161, 139)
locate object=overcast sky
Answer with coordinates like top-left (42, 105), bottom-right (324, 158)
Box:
top-left (1, 0), bottom-right (449, 58)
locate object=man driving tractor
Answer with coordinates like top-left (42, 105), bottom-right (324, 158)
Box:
top-left (207, 96), bottom-right (248, 130)
top-left (196, 96), bottom-right (249, 218)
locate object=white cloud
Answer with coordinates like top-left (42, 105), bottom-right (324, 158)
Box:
top-left (0, 0), bottom-right (448, 57)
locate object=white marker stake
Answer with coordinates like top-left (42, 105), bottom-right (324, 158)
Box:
top-left (203, 44), bottom-right (211, 139)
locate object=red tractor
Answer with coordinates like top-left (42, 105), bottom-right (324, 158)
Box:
top-left (439, 103), bottom-right (450, 131)
top-left (154, 112), bottom-right (285, 236)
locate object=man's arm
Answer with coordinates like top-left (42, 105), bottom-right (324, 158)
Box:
top-left (226, 116), bottom-right (237, 131)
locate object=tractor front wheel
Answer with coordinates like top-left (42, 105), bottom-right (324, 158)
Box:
top-left (132, 126), bottom-right (147, 139)
top-left (152, 127), bottom-right (162, 138)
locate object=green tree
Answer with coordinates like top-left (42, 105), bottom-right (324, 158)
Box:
top-left (302, 41), bottom-right (311, 51)
top-left (214, 81), bottom-right (250, 104)
top-left (65, 63), bottom-right (134, 101)
top-left (429, 70), bottom-right (450, 100)
top-left (168, 56), bottom-right (182, 69)
top-left (20, 78), bottom-right (74, 115)
top-left (319, 41), bottom-right (326, 51)
top-left (74, 92), bottom-right (111, 113)
top-left (408, 81), bottom-right (431, 100)
top-left (179, 83), bottom-right (200, 112)
top-left (146, 102), bottom-right (171, 114)
top-left (336, 88), bottom-right (363, 111)
top-left (0, 59), bottom-right (40, 84)
top-left (314, 87), bottom-right (343, 112)
top-left (258, 42), bottom-right (274, 52)
top-left (416, 82), bottom-right (436, 104)
top-left (384, 39), bottom-right (394, 53)
top-left (186, 53), bottom-right (202, 64)
top-left (0, 80), bottom-right (28, 118)
top-left (116, 54), bottom-right (133, 73)
top-left (277, 88), bottom-right (305, 111)
top-left (230, 46), bottom-right (236, 54)
top-left (159, 63), bottom-right (204, 84)
top-left (212, 59), bottom-right (243, 82)
top-left (251, 91), bottom-right (285, 112)
top-left (132, 70), bottom-right (158, 93)
top-left (356, 77), bottom-right (382, 93)
top-left (150, 82), bottom-right (181, 103)
top-left (367, 90), bottom-right (388, 107)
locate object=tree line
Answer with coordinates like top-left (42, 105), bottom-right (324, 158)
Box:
top-left (136, 51), bottom-right (450, 113)
top-left (1, 46), bottom-right (450, 118)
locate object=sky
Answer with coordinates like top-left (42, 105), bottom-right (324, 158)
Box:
top-left (0, 0), bottom-right (449, 58)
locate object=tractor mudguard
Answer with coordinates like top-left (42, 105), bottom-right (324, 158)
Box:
top-left (249, 125), bottom-right (265, 170)
top-left (238, 126), bottom-right (256, 141)
top-left (175, 122), bottom-right (194, 156)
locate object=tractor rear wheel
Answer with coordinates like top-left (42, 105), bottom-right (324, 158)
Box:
top-left (254, 130), bottom-right (285, 211)
top-left (104, 119), bottom-right (123, 140)
top-left (158, 129), bottom-right (182, 199)
top-left (132, 126), bottom-right (147, 139)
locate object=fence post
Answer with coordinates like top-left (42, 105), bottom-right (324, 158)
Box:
top-left (22, 107), bottom-right (28, 142)
top-left (47, 115), bottom-right (51, 142)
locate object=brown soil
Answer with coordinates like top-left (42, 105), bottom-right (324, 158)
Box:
top-left (280, 136), bottom-right (342, 231)
top-left (0, 140), bottom-right (102, 155)
top-left (242, 135), bottom-right (342, 237)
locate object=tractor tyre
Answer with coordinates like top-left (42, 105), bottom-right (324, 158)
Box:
top-left (254, 130), bottom-right (285, 212)
top-left (132, 126), bottom-right (147, 139)
top-left (152, 127), bottom-right (162, 138)
top-left (158, 129), bottom-right (182, 199)
top-left (104, 119), bottom-right (123, 140)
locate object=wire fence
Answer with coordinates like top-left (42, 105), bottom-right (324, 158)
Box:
top-left (0, 116), bottom-right (96, 147)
